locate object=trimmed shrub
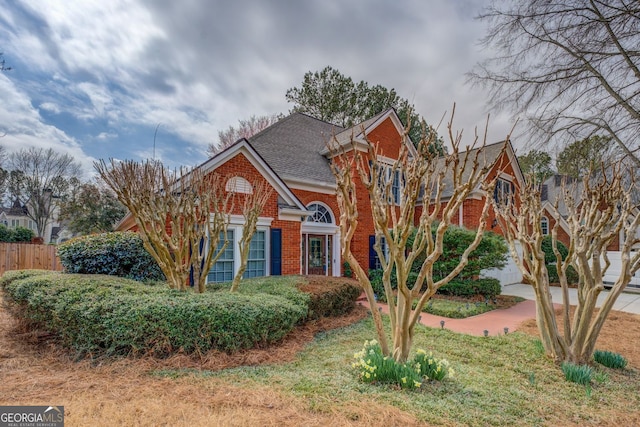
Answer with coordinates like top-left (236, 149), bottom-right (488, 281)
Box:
top-left (593, 350), bottom-right (627, 369)
top-left (438, 280), bottom-right (476, 297)
top-left (3, 273), bottom-right (307, 356)
top-left (541, 236), bottom-right (569, 265)
top-left (210, 276), bottom-right (361, 320)
top-left (0, 269), bottom-right (55, 288)
top-left (546, 264), bottom-right (579, 285)
top-left (411, 226), bottom-right (508, 280)
top-left (57, 232), bottom-right (164, 281)
top-left (301, 278), bottom-right (362, 319)
top-left (474, 278), bottom-right (502, 298)
top-left (437, 278), bottom-right (501, 299)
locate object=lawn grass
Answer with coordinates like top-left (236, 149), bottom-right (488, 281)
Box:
top-left (412, 295), bottom-right (525, 318)
top-left (153, 316), bottom-right (639, 426)
top-left (420, 298), bottom-right (498, 318)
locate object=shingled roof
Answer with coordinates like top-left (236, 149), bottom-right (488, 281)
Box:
top-left (248, 113), bottom-right (343, 186)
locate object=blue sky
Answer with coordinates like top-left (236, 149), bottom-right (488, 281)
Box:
top-left (0, 0), bottom-right (515, 177)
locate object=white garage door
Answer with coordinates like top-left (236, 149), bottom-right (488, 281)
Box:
top-left (481, 242), bottom-right (523, 288)
top-left (603, 251), bottom-right (640, 290)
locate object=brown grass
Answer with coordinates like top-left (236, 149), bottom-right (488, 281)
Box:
top-left (0, 303), bottom-right (427, 426)
top-left (2, 295), bottom-right (639, 426)
top-left (518, 306), bottom-right (640, 369)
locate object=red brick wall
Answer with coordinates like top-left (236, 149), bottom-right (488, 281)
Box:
top-left (366, 117), bottom-right (403, 159)
top-left (213, 152), bottom-right (302, 275)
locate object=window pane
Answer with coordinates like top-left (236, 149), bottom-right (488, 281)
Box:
top-left (306, 203), bottom-right (332, 223)
top-left (208, 230), bottom-right (234, 283)
top-left (244, 230), bottom-right (266, 278)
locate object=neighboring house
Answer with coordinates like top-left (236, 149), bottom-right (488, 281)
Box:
top-left (0, 199), bottom-right (37, 236)
top-left (0, 198), bottom-right (66, 244)
top-left (540, 174), bottom-right (640, 289)
top-left (118, 108), bottom-right (525, 284)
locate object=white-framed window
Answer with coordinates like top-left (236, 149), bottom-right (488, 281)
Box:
top-left (494, 177), bottom-right (514, 206)
top-left (541, 216), bottom-right (549, 235)
top-left (207, 217), bottom-right (272, 283)
top-left (306, 203), bottom-right (333, 224)
top-left (391, 169), bottom-right (401, 205)
top-left (375, 161), bottom-right (403, 205)
top-left (225, 176), bottom-right (253, 194)
top-left (208, 230), bottom-right (235, 283)
top-left (10, 219), bottom-right (19, 228)
top-left (244, 230), bottom-right (266, 278)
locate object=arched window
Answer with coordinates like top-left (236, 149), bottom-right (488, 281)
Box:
top-left (306, 203), bottom-right (333, 224)
top-left (225, 176), bottom-right (253, 194)
top-left (541, 216), bottom-right (549, 235)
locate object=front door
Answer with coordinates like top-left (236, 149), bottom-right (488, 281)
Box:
top-left (307, 235), bottom-right (326, 275)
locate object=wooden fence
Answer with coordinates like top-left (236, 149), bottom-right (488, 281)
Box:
top-left (0, 243), bottom-right (63, 276)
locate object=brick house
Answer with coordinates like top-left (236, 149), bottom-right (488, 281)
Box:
top-left (118, 108), bottom-right (524, 283)
top-left (539, 174), bottom-right (640, 289)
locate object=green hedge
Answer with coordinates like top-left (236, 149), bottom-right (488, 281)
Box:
top-left (208, 276), bottom-right (361, 320)
top-left (303, 278), bottom-right (362, 319)
top-left (437, 278), bottom-right (501, 299)
top-left (411, 226), bottom-right (508, 280)
top-left (0, 225), bottom-right (35, 242)
top-left (57, 232), bottom-right (164, 282)
top-left (2, 272), bottom-right (307, 356)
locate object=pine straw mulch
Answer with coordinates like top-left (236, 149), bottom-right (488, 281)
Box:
top-left (518, 305), bottom-right (640, 369)
top-left (0, 302), bottom-right (428, 426)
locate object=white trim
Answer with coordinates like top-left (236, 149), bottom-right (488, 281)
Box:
top-left (541, 216), bottom-right (549, 235)
top-left (285, 177), bottom-right (337, 194)
top-left (198, 139), bottom-right (307, 212)
top-left (278, 208), bottom-right (309, 221)
top-left (304, 201), bottom-right (336, 224)
top-left (228, 214), bottom-right (273, 227)
top-left (206, 223), bottom-right (271, 283)
top-left (321, 109), bottom-right (418, 158)
top-left (225, 176), bottom-right (253, 194)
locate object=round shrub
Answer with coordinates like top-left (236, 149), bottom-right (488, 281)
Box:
top-left (57, 232), bottom-right (164, 281)
top-left (2, 273), bottom-right (307, 357)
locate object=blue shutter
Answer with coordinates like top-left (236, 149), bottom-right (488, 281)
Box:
top-left (270, 228), bottom-right (282, 276)
top-left (369, 235), bottom-right (378, 271)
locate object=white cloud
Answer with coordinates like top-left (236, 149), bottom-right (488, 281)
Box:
top-left (39, 102), bottom-right (60, 114)
top-left (1, 0), bottom-right (519, 171)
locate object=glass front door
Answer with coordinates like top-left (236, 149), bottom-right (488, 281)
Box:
top-left (308, 235), bottom-right (326, 275)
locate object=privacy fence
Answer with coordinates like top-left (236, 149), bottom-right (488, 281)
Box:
top-left (0, 243), bottom-right (62, 276)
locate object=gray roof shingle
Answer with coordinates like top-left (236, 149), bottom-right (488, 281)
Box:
top-left (249, 113), bottom-right (344, 185)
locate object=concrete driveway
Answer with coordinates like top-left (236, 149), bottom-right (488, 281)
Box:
top-left (502, 283), bottom-right (640, 315)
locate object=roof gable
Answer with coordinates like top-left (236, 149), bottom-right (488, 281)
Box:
top-left (320, 108), bottom-right (415, 158)
top-left (199, 138), bottom-right (307, 211)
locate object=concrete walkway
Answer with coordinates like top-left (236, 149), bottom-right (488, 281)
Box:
top-left (502, 283), bottom-right (640, 315)
top-left (357, 284), bottom-right (640, 338)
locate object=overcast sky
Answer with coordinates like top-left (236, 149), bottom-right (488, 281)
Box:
top-left (0, 0), bottom-right (517, 177)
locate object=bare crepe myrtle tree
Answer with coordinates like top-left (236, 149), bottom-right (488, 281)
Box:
top-left (493, 165), bottom-right (640, 364)
top-left (329, 110), bottom-right (504, 362)
top-left (230, 179), bottom-right (274, 292)
top-left (95, 159), bottom-right (231, 292)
